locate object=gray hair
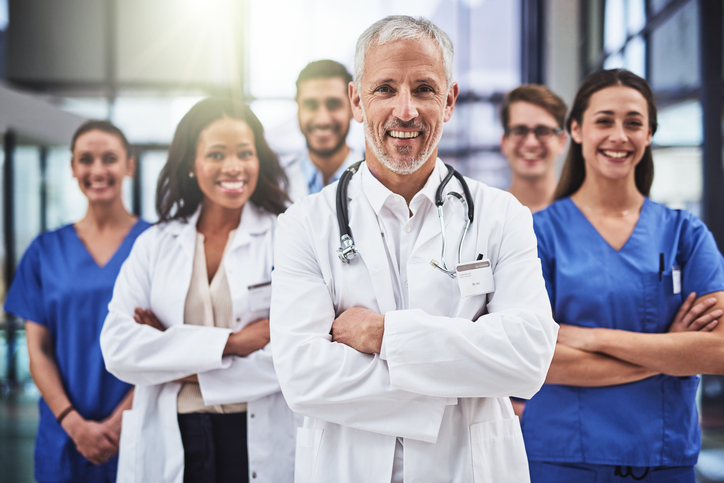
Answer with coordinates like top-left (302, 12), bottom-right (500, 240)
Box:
top-left (354, 15), bottom-right (454, 89)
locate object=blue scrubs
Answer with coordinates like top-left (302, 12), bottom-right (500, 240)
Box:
top-left (524, 198), bottom-right (724, 480)
top-left (4, 220), bottom-right (149, 483)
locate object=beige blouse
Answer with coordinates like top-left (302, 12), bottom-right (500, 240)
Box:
top-left (177, 230), bottom-right (247, 414)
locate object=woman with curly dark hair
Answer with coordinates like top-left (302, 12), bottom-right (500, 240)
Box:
top-left (101, 98), bottom-right (297, 483)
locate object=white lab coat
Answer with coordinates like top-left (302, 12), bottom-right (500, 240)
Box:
top-left (282, 148), bottom-right (362, 202)
top-left (101, 203), bottom-right (299, 483)
top-left (270, 160), bottom-right (558, 483)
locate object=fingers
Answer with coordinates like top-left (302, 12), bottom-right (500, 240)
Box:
top-left (133, 308), bottom-right (165, 331)
top-left (672, 292), bottom-right (697, 328)
top-left (689, 309), bottom-right (723, 332)
top-left (681, 296), bottom-right (718, 327)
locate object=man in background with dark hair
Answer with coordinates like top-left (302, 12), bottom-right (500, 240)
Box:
top-left (284, 59), bottom-right (361, 201)
top-left (500, 84), bottom-right (567, 213)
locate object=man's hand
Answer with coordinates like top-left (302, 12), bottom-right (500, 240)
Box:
top-left (331, 307), bottom-right (385, 354)
top-left (668, 292), bottom-right (722, 333)
top-left (62, 411), bottom-right (120, 465)
top-left (133, 308), bottom-right (165, 331)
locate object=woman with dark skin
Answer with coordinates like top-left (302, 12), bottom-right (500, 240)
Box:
top-left (101, 99), bottom-right (298, 483)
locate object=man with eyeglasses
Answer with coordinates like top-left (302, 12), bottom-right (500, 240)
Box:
top-left (285, 60), bottom-right (362, 201)
top-left (500, 85), bottom-right (568, 213)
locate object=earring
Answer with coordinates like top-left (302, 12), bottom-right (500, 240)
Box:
top-left (189, 172), bottom-right (195, 178)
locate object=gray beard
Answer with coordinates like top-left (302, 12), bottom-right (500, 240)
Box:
top-left (361, 105), bottom-right (443, 175)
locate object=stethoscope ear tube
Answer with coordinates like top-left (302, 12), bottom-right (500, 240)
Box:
top-left (336, 160), bottom-right (364, 263)
top-left (451, 168), bottom-right (474, 223)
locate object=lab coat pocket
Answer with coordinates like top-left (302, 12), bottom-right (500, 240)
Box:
top-left (470, 417), bottom-right (530, 483)
top-left (295, 427), bottom-right (324, 483)
top-left (117, 409), bottom-right (139, 483)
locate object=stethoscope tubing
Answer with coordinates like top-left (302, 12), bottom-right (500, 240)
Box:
top-left (336, 161), bottom-right (474, 275)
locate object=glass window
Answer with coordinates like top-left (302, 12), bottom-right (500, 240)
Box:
top-left (627, 0), bottom-right (646, 34)
top-left (140, 150), bottom-right (168, 223)
top-left (650, 146), bottom-right (702, 215)
top-left (604, 0), bottom-right (627, 53)
top-left (46, 147), bottom-right (86, 229)
top-left (623, 36), bottom-right (646, 77)
top-left (13, 146), bottom-right (41, 259)
top-left (247, 0), bottom-right (521, 181)
top-left (654, 100), bottom-right (702, 146)
top-left (649, 0), bottom-right (699, 91)
top-left (0, 141), bottom-right (5, 327)
top-left (112, 95), bottom-right (205, 145)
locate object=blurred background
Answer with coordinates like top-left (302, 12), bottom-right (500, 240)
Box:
top-left (1, 0), bottom-right (723, 481)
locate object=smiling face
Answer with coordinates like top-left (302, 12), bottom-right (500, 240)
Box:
top-left (71, 130), bottom-right (134, 205)
top-left (297, 77), bottom-right (353, 158)
top-left (501, 101), bottom-right (566, 181)
top-left (570, 85), bottom-right (652, 184)
top-left (193, 117), bottom-right (260, 213)
top-left (350, 37), bottom-right (458, 176)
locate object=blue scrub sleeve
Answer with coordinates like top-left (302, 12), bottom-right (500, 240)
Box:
top-left (4, 238), bottom-right (47, 326)
top-left (680, 215), bottom-right (724, 297)
top-left (533, 217), bottom-right (555, 305)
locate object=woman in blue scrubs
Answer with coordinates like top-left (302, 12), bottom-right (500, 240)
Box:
top-left (4, 121), bottom-right (150, 483)
top-left (523, 69), bottom-right (724, 482)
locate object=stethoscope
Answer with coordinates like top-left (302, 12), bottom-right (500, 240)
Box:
top-left (336, 160), bottom-right (474, 279)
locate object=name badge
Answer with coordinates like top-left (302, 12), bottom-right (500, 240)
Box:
top-left (456, 260), bottom-right (495, 297)
top-left (672, 266), bottom-right (681, 295)
top-left (248, 281), bottom-right (272, 312)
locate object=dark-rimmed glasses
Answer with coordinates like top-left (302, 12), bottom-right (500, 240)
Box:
top-left (505, 125), bottom-right (563, 142)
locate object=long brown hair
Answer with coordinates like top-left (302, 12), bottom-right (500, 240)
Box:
top-left (156, 98), bottom-right (288, 222)
top-left (554, 68), bottom-right (658, 200)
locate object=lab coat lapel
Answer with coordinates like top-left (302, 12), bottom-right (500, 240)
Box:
top-left (173, 209), bottom-right (201, 263)
top-left (228, 203), bottom-right (269, 254)
top-left (346, 180), bottom-right (398, 314)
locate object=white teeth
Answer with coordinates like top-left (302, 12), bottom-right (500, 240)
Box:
top-left (220, 180), bottom-right (246, 189)
top-left (602, 150), bottom-right (628, 159)
top-left (521, 154), bottom-right (539, 160)
top-left (389, 131), bottom-right (420, 139)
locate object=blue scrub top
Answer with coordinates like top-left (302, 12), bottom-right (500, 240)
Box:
top-left (523, 197), bottom-right (724, 467)
top-left (4, 219), bottom-right (150, 482)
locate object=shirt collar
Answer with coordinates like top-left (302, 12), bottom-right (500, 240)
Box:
top-left (301, 147), bottom-right (361, 195)
top-left (361, 158), bottom-right (447, 216)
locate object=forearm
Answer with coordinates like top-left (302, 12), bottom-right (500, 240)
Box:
top-left (101, 318), bottom-right (232, 385)
top-left (102, 388), bottom-right (134, 434)
top-left (29, 349), bottom-right (74, 417)
top-left (588, 329), bottom-right (724, 376)
top-left (545, 343), bottom-right (657, 386)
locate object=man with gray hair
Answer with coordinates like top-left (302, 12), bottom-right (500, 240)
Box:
top-left (270, 15), bottom-right (557, 482)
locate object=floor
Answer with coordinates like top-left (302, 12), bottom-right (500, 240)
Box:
top-left (3, 388), bottom-right (724, 483)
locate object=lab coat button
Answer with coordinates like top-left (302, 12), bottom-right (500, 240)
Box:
top-left (405, 281), bottom-right (409, 288)
top-left (405, 226), bottom-right (411, 233)
top-left (252, 471), bottom-right (257, 478)
top-left (250, 413), bottom-right (255, 418)
top-left (236, 317), bottom-right (241, 322)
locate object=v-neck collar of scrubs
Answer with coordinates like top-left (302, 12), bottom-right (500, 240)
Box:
top-left (566, 197), bottom-right (651, 254)
top-left (70, 218), bottom-right (146, 269)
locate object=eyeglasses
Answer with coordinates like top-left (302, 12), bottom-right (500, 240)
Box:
top-left (505, 125), bottom-right (563, 141)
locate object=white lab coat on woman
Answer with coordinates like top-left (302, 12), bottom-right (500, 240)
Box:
top-left (270, 160), bottom-right (558, 483)
top-left (101, 203), bottom-right (298, 483)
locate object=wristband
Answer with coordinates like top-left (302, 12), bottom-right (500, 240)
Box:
top-left (56, 405), bottom-right (75, 425)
